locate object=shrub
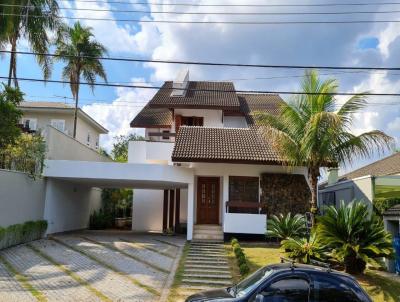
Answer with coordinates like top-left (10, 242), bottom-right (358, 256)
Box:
top-left (231, 238), bottom-right (239, 246)
top-left (318, 200), bottom-right (394, 274)
top-left (239, 263), bottom-right (250, 275)
top-left (89, 209), bottom-right (113, 230)
top-left (266, 213), bottom-right (307, 241)
top-left (373, 197), bottom-right (400, 215)
top-left (281, 230), bottom-right (327, 264)
top-left (231, 238), bottom-right (250, 276)
top-left (0, 220), bottom-right (47, 250)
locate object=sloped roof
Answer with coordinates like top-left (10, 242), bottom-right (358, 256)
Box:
top-left (148, 81), bottom-right (240, 109)
top-left (238, 93), bottom-right (284, 125)
top-left (130, 106), bottom-right (172, 128)
top-left (383, 204), bottom-right (400, 217)
top-left (339, 152), bottom-right (400, 181)
top-left (172, 126), bottom-right (282, 164)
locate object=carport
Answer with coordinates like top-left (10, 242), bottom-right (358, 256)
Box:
top-left (43, 160), bottom-right (195, 239)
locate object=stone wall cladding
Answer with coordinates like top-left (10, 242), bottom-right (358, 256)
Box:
top-left (260, 173), bottom-right (311, 216)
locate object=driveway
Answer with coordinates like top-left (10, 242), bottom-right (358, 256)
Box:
top-left (0, 231), bottom-right (185, 302)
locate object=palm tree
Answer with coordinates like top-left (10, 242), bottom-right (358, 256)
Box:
top-left (0, 0), bottom-right (59, 87)
top-left (266, 213), bottom-right (307, 241)
top-left (318, 201), bottom-right (393, 274)
top-left (255, 70), bottom-right (393, 220)
top-left (54, 22), bottom-right (107, 138)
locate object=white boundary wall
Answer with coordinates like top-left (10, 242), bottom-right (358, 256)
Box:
top-left (0, 170), bottom-right (46, 227)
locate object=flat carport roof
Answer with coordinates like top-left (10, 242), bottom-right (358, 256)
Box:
top-left (43, 160), bottom-right (194, 189)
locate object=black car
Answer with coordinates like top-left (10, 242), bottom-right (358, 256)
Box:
top-left (185, 262), bottom-right (372, 302)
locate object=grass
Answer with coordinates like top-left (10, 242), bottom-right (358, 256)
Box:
top-left (239, 242), bottom-right (400, 302)
top-left (50, 237), bottom-right (161, 297)
top-left (0, 254), bottom-right (47, 302)
top-left (167, 242), bottom-right (190, 302)
top-left (26, 244), bottom-right (112, 302)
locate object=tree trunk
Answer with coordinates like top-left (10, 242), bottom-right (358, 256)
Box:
top-left (72, 77), bottom-right (80, 139)
top-left (308, 166), bottom-right (320, 225)
top-left (344, 250), bottom-right (367, 275)
top-left (8, 36), bottom-right (17, 87)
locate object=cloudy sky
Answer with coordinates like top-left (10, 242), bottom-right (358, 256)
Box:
top-left (1, 0), bottom-right (400, 175)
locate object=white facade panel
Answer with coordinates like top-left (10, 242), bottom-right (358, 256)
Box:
top-left (224, 213), bottom-right (267, 234)
top-left (223, 116), bottom-right (248, 128)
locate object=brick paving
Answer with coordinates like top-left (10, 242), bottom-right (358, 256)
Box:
top-left (0, 232), bottom-right (185, 302)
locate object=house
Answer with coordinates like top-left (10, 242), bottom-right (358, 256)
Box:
top-left (318, 152), bottom-right (400, 209)
top-left (128, 70), bottom-right (312, 241)
top-left (18, 101), bottom-right (108, 150)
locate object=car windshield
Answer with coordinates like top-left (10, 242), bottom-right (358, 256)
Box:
top-left (233, 267), bottom-right (273, 298)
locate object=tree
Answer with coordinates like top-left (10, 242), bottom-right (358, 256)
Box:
top-left (266, 213), bottom-right (307, 242)
top-left (54, 22), bottom-right (107, 138)
top-left (255, 70), bottom-right (393, 220)
top-left (0, 0), bottom-right (59, 87)
top-left (111, 133), bottom-right (145, 162)
top-left (318, 201), bottom-right (393, 274)
top-left (0, 84), bottom-right (23, 151)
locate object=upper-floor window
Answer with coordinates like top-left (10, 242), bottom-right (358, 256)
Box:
top-left (22, 118), bottom-right (37, 131)
top-left (50, 119), bottom-right (65, 132)
top-left (175, 115), bottom-right (203, 132)
top-left (87, 131), bottom-right (91, 145)
top-left (162, 130), bottom-right (170, 140)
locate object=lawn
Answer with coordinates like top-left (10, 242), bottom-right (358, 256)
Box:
top-left (236, 243), bottom-right (400, 302)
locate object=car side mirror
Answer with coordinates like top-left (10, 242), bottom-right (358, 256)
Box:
top-left (255, 294), bottom-right (265, 302)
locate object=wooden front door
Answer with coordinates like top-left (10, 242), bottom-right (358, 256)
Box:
top-left (197, 177), bottom-right (220, 224)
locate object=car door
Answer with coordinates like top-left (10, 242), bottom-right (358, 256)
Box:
top-left (249, 272), bottom-right (311, 302)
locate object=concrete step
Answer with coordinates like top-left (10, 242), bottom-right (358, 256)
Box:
top-left (193, 229), bottom-right (224, 235)
top-left (193, 224), bottom-right (223, 231)
top-left (182, 279), bottom-right (232, 286)
top-left (184, 268), bottom-right (231, 274)
top-left (192, 235), bottom-right (224, 241)
top-left (183, 273), bottom-right (231, 279)
top-left (186, 259), bottom-right (228, 265)
top-left (185, 264), bottom-right (230, 270)
top-left (190, 246), bottom-right (225, 251)
top-left (188, 253), bottom-right (225, 258)
top-left (187, 256), bottom-right (227, 261)
top-left (190, 242), bottom-right (225, 246)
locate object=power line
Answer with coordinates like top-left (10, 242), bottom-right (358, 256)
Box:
top-left (4, 75), bottom-right (400, 97)
top-left (3, 50), bottom-right (400, 72)
top-left (53, 0), bottom-right (400, 7)
top-left (5, 3), bottom-right (400, 16)
top-left (3, 12), bottom-right (400, 25)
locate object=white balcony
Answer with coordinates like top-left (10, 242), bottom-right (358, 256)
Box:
top-left (223, 213), bottom-right (267, 234)
top-left (128, 140), bottom-right (174, 165)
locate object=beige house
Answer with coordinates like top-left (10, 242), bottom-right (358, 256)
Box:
top-left (18, 101), bottom-right (108, 150)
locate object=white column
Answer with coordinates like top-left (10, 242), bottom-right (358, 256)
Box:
top-left (187, 182), bottom-right (194, 241)
top-left (222, 174), bottom-right (229, 225)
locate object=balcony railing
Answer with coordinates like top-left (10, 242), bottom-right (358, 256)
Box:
top-left (225, 201), bottom-right (266, 214)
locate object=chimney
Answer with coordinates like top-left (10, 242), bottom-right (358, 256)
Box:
top-left (327, 167), bottom-right (339, 185)
top-left (171, 69), bottom-right (189, 97)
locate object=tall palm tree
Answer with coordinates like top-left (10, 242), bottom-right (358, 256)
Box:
top-left (255, 70), bottom-right (393, 221)
top-left (54, 22), bottom-right (107, 138)
top-left (0, 0), bottom-right (59, 87)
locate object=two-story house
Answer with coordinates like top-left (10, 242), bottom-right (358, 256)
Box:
top-left (128, 70), bottom-right (312, 241)
top-left (18, 101), bottom-right (108, 150)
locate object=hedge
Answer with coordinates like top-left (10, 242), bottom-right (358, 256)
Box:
top-left (230, 238), bottom-right (250, 275)
top-left (373, 197), bottom-right (400, 215)
top-left (0, 220), bottom-right (47, 250)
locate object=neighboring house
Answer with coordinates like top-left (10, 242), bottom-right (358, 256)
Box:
top-left (18, 101), bottom-right (108, 150)
top-left (319, 152), bottom-right (400, 209)
top-left (128, 70), bottom-right (312, 241)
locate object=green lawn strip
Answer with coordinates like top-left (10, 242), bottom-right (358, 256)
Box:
top-left (80, 236), bottom-right (169, 274)
top-left (0, 254), bottom-right (47, 302)
top-left (154, 238), bottom-right (180, 248)
top-left (119, 238), bottom-right (174, 259)
top-left (167, 242), bottom-right (190, 302)
top-left (26, 244), bottom-right (111, 302)
top-left (49, 237), bottom-right (160, 297)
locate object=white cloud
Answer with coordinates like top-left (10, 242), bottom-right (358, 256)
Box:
top-left (82, 78), bottom-right (156, 151)
top-left (388, 117), bottom-right (400, 132)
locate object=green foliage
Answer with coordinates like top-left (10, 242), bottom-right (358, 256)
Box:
top-left (1, 133), bottom-right (46, 177)
top-left (255, 70), bottom-right (393, 212)
top-left (317, 201), bottom-right (394, 274)
top-left (266, 213), bottom-right (307, 241)
top-left (111, 134), bottom-right (145, 162)
top-left (231, 238), bottom-right (250, 276)
top-left (373, 197), bottom-right (400, 215)
top-left (282, 230), bottom-right (327, 264)
top-left (230, 238), bottom-right (239, 246)
top-left (0, 85), bottom-right (23, 150)
top-left (89, 209), bottom-right (112, 230)
top-left (239, 263), bottom-right (250, 275)
top-left (0, 220), bottom-right (47, 250)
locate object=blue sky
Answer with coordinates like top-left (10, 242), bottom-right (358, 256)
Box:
top-left (1, 0), bottom-right (400, 177)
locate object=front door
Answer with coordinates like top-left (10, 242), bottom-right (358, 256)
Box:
top-left (197, 177), bottom-right (220, 224)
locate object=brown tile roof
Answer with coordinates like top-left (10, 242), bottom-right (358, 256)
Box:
top-left (238, 93), bottom-right (285, 124)
top-left (172, 126), bottom-right (282, 164)
top-left (383, 204), bottom-right (400, 217)
top-left (19, 101), bottom-right (73, 108)
top-left (130, 106), bottom-right (172, 128)
top-left (339, 152), bottom-right (400, 181)
top-left (149, 81), bottom-right (240, 109)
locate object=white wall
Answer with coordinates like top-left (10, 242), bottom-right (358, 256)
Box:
top-left (0, 170), bottom-right (46, 227)
top-left (44, 179), bottom-right (102, 234)
top-left (223, 116), bottom-right (248, 128)
top-left (224, 213), bottom-right (267, 234)
top-left (173, 109), bottom-right (223, 129)
top-left (128, 141), bottom-right (174, 164)
top-left (132, 188), bottom-right (188, 232)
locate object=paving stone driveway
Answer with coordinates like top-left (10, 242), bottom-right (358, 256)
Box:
top-left (0, 231), bottom-right (185, 302)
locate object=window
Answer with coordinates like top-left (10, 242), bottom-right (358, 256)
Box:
top-left (311, 275), bottom-right (360, 302)
top-left (162, 130), bottom-right (170, 140)
top-left (175, 115), bottom-right (203, 132)
top-left (95, 140), bottom-right (99, 149)
top-left (50, 119), bottom-right (65, 132)
top-left (229, 176), bottom-right (259, 213)
top-left (22, 118), bottom-right (37, 131)
top-left (254, 277), bottom-right (310, 302)
top-left (87, 131), bottom-right (91, 145)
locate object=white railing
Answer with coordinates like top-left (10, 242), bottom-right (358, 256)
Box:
top-left (128, 140), bottom-right (174, 164)
top-left (223, 212), bottom-right (267, 234)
